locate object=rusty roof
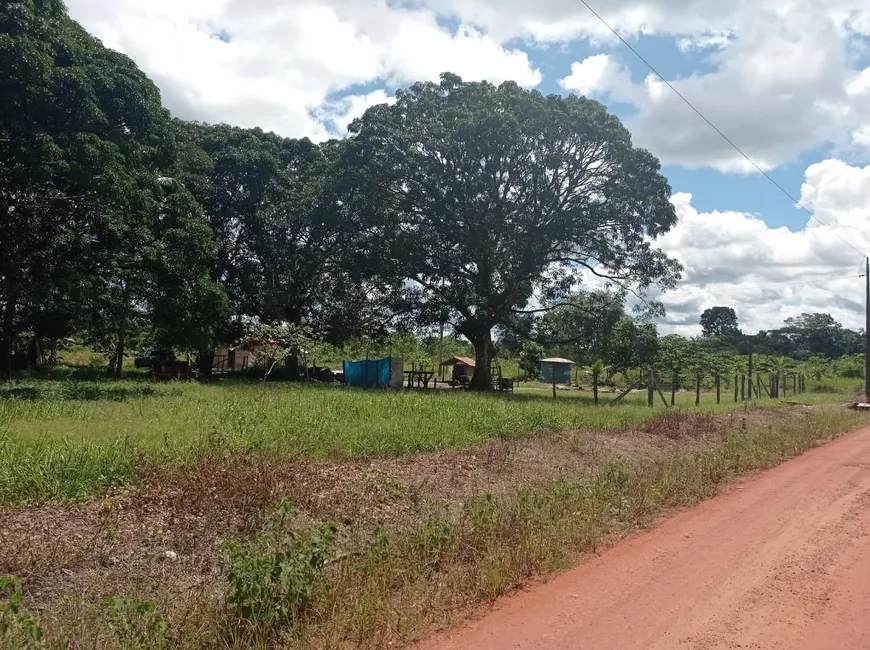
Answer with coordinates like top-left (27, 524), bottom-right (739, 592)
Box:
top-left (440, 355), bottom-right (476, 367)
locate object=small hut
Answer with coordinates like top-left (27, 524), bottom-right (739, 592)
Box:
top-left (439, 355), bottom-right (476, 387)
top-left (540, 358), bottom-right (575, 385)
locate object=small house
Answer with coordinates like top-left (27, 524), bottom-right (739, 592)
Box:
top-left (540, 358), bottom-right (575, 385)
top-left (213, 346), bottom-right (254, 373)
top-left (440, 355), bottom-right (476, 386)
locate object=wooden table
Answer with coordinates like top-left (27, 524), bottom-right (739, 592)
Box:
top-left (405, 370), bottom-right (435, 389)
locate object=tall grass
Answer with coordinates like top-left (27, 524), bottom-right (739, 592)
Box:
top-left (9, 407), bottom-right (865, 650)
top-left (0, 376), bottom-right (854, 505)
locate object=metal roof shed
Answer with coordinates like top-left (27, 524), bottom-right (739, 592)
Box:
top-left (540, 357), bottom-right (575, 385)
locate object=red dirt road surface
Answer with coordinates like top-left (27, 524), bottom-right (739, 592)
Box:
top-left (418, 425), bottom-right (870, 650)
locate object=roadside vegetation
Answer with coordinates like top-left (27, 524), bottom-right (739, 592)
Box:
top-left (2, 365), bottom-right (867, 649)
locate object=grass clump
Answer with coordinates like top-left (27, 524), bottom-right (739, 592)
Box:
top-left (103, 597), bottom-right (172, 650)
top-left (1, 576), bottom-right (44, 650)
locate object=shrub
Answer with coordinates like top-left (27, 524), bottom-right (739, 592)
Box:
top-left (223, 500), bottom-right (336, 626)
top-left (102, 596), bottom-right (172, 650)
top-left (0, 576), bottom-right (44, 649)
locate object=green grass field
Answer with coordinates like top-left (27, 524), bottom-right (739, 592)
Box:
top-left (0, 371), bottom-right (860, 505)
top-left (1, 370), bottom-right (866, 650)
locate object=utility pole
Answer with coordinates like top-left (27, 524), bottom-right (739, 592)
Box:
top-left (865, 257), bottom-right (870, 402)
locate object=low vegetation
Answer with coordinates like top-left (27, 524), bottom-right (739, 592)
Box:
top-left (3, 374), bottom-right (860, 506)
top-left (1, 370), bottom-right (866, 649)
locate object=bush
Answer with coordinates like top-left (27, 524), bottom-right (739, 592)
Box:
top-left (102, 596), bottom-right (172, 650)
top-left (0, 576), bottom-right (44, 649)
top-left (223, 500), bottom-right (336, 626)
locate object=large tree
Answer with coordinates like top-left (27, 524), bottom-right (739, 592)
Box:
top-left (342, 73), bottom-right (681, 389)
top-left (700, 306), bottom-right (740, 338)
top-left (1, 0), bottom-right (176, 379)
top-left (172, 124), bottom-right (389, 374)
top-left (537, 290), bottom-right (626, 364)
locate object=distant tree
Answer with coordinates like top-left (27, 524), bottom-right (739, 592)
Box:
top-left (537, 291), bottom-right (626, 365)
top-left (518, 342), bottom-right (546, 381)
top-left (655, 334), bottom-right (691, 389)
top-left (342, 73), bottom-right (681, 389)
top-left (605, 317), bottom-right (659, 374)
top-left (775, 312), bottom-right (853, 359)
top-left (173, 124), bottom-right (391, 375)
top-left (700, 307), bottom-right (740, 338)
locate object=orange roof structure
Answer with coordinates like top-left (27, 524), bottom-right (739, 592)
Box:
top-left (440, 355), bottom-right (476, 367)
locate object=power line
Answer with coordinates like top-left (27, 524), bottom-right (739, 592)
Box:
top-left (576, 0), bottom-right (867, 260)
top-left (726, 273), bottom-right (865, 292)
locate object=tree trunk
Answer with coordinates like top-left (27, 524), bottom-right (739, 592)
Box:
top-left (286, 351), bottom-right (301, 381)
top-left (198, 345), bottom-right (215, 377)
top-left (468, 326), bottom-right (493, 391)
top-left (113, 283), bottom-right (129, 379)
top-left (1, 295), bottom-right (14, 382)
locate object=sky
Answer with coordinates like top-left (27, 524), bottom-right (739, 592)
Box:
top-left (64, 0), bottom-right (870, 336)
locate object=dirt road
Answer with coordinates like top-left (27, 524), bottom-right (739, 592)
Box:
top-left (418, 424), bottom-right (870, 650)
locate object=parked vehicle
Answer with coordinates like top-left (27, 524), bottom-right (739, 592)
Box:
top-left (134, 350), bottom-right (175, 368)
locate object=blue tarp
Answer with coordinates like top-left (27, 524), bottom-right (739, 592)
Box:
top-left (343, 357), bottom-right (392, 387)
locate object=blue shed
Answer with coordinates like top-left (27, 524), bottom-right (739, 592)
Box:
top-left (540, 358), bottom-right (575, 385)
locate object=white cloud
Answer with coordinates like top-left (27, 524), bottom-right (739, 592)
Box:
top-left (65, 0), bottom-right (541, 140)
top-left (66, 0), bottom-right (870, 168)
top-left (652, 159), bottom-right (870, 335)
top-left (559, 54), bottom-right (640, 103)
top-left (316, 89), bottom-right (396, 135)
top-left (560, 4), bottom-right (870, 172)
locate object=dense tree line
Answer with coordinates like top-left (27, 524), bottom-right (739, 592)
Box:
top-left (1, 1), bottom-right (683, 388)
top-left (528, 300), bottom-right (866, 384)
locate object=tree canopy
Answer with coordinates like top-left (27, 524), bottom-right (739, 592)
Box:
top-left (700, 306), bottom-right (740, 338)
top-left (341, 73), bottom-right (681, 388)
top-left (4, 6), bottom-right (693, 389)
top-left (0, 0), bottom-right (193, 378)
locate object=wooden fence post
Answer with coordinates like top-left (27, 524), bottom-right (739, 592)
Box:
top-left (593, 372), bottom-right (599, 406)
top-left (757, 373), bottom-right (771, 398)
top-left (654, 374), bottom-right (670, 408)
top-left (793, 374), bottom-right (797, 394)
top-left (671, 370), bottom-right (677, 407)
top-left (552, 374), bottom-right (556, 399)
top-left (741, 375), bottom-right (745, 400)
top-left (747, 353), bottom-right (753, 402)
top-left (734, 375), bottom-right (739, 402)
top-left (648, 367), bottom-right (655, 408)
top-left (695, 374), bottom-right (701, 406)
top-left (716, 373), bottom-right (721, 404)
